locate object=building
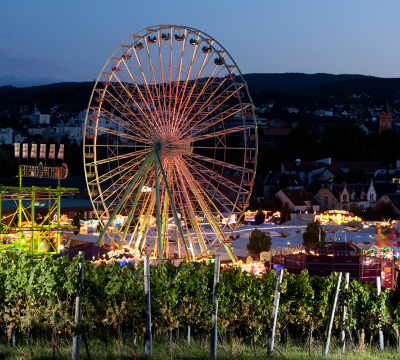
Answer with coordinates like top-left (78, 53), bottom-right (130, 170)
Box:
top-left (261, 127), bottom-right (290, 145)
top-left (0, 128), bottom-right (13, 145)
top-left (264, 172), bottom-right (303, 197)
top-left (282, 157), bottom-right (396, 185)
top-left (313, 179), bottom-right (377, 211)
top-left (275, 188), bottom-right (320, 212)
top-left (281, 158), bottom-right (330, 185)
top-left (379, 101), bottom-right (393, 134)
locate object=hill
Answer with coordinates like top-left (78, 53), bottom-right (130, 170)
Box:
top-left (242, 73), bottom-right (372, 92)
top-left (0, 82), bottom-right (94, 112)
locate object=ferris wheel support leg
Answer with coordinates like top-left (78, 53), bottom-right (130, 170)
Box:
top-left (154, 156), bottom-right (163, 261)
top-left (155, 150), bottom-right (191, 261)
top-left (134, 193), bottom-right (156, 251)
top-left (179, 163), bottom-right (238, 263)
top-left (161, 190), bottom-right (169, 257)
top-left (95, 151), bottom-right (154, 247)
top-left (119, 153), bottom-right (155, 245)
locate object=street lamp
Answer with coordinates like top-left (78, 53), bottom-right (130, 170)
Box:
top-left (287, 241), bottom-right (290, 253)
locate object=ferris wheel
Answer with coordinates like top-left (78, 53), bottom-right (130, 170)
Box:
top-left (83, 25), bottom-right (257, 262)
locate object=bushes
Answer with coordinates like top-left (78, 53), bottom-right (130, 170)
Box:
top-left (0, 250), bottom-right (398, 344)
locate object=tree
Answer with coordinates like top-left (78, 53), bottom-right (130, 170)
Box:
top-left (280, 205), bottom-right (290, 224)
top-left (254, 211), bottom-right (265, 225)
top-left (246, 229), bottom-right (272, 254)
top-left (302, 221), bottom-right (326, 249)
top-left (73, 213), bottom-right (81, 235)
top-left (346, 167), bottom-right (367, 184)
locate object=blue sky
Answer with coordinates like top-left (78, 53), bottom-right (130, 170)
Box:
top-left (1, 0), bottom-right (400, 87)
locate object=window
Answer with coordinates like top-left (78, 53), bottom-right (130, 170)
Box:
top-left (370, 194), bottom-right (374, 200)
top-left (324, 196), bottom-right (328, 206)
top-left (343, 194), bottom-right (347, 201)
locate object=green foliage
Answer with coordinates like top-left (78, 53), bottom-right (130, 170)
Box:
top-left (302, 220), bottom-right (326, 249)
top-left (246, 229), bottom-right (272, 254)
top-left (280, 205), bottom-right (290, 224)
top-left (346, 166), bottom-right (368, 184)
top-left (0, 250), bottom-right (399, 348)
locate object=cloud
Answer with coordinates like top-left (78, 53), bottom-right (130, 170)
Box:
top-left (0, 34), bottom-right (26, 44)
top-left (0, 74), bottom-right (65, 87)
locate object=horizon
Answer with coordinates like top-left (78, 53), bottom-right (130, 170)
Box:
top-left (0, 72), bottom-right (391, 89)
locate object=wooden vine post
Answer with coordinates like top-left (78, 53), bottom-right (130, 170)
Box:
top-left (210, 255), bottom-right (221, 359)
top-left (72, 251), bottom-right (84, 360)
top-left (376, 276), bottom-right (384, 351)
top-left (188, 303), bottom-right (191, 345)
top-left (144, 254), bottom-right (153, 356)
top-left (324, 272), bottom-right (342, 356)
top-left (267, 268), bottom-right (284, 356)
top-left (341, 272), bottom-right (349, 353)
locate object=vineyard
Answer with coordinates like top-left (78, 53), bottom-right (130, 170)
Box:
top-left (1, 251), bottom-right (400, 359)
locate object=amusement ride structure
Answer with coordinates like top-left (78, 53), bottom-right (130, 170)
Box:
top-left (84, 25), bottom-right (257, 262)
top-left (0, 144), bottom-right (77, 254)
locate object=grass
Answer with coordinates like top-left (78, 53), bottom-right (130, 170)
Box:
top-left (0, 335), bottom-right (399, 359)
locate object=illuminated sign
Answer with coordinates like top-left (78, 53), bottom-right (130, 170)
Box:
top-left (316, 210), bottom-right (362, 223)
top-left (107, 248), bottom-right (140, 258)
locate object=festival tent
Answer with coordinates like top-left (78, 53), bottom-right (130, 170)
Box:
top-left (53, 245), bottom-right (109, 261)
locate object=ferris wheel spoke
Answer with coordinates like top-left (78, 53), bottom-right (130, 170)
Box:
top-left (170, 29), bottom-right (191, 132)
top-left (171, 45), bottom-right (216, 126)
top-left (104, 168), bottom-right (155, 215)
top-left (102, 78), bottom-right (157, 132)
top-left (126, 49), bottom-right (164, 129)
top-left (168, 166), bottom-right (192, 258)
top-left (87, 148), bottom-right (148, 167)
top-left (176, 49), bottom-right (228, 117)
top-left (105, 79), bottom-right (159, 132)
top-left (171, 34), bottom-right (202, 134)
top-left (142, 34), bottom-right (167, 126)
top-left (180, 105), bottom-right (249, 140)
top-left (185, 151), bottom-right (248, 173)
top-left (177, 60), bottom-right (225, 125)
top-left (86, 124), bottom-right (151, 144)
top-left (92, 153), bottom-right (149, 185)
top-left (173, 161), bottom-right (207, 253)
top-left (91, 106), bottom-right (149, 138)
top-left (184, 125), bottom-right (248, 143)
top-left (184, 158), bottom-right (244, 196)
top-left (178, 85), bottom-right (245, 138)
top-left (177, 160), bottom-right (226, 244)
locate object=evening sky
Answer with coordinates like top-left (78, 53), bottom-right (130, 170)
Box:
top-left (1, 0), bottom-right (399, 87)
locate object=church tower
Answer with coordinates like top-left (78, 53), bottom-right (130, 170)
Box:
top-left (379, 101), bottom-right (392, 134)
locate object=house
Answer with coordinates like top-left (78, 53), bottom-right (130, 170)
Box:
top-left (264, 172), bottom-right (303, 197)
top-left (374, 194), bottom-right (400, 218)
top-left (314, 185), bottom-right (340, 210)
top-left (313, 179), bottom-right (377, 211)
top-left (282, 157), bottom-right (397, 186)
top-left (267, 119), bottom-right (287, 128)
top-left (281, 158), bottom-right (331, 185)
top-left (275, 189), bottom-right (320, 212)
top-left (261, 127), bottom-right (291, 145)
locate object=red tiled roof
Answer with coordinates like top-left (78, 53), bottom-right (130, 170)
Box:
top-left (282, 161), bottom-right (327, 172)
top-left (331, 161), bottom-right (392, 172)
top-left (262, 128), bottom-right (291, 136)
top-left (279, 189), bottom-right (320, 206)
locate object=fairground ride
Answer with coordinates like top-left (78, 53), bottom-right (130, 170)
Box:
top-left (0, 147), bottom-right (77, 254)
top-left (84, 25), bottom-right (257, 262)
